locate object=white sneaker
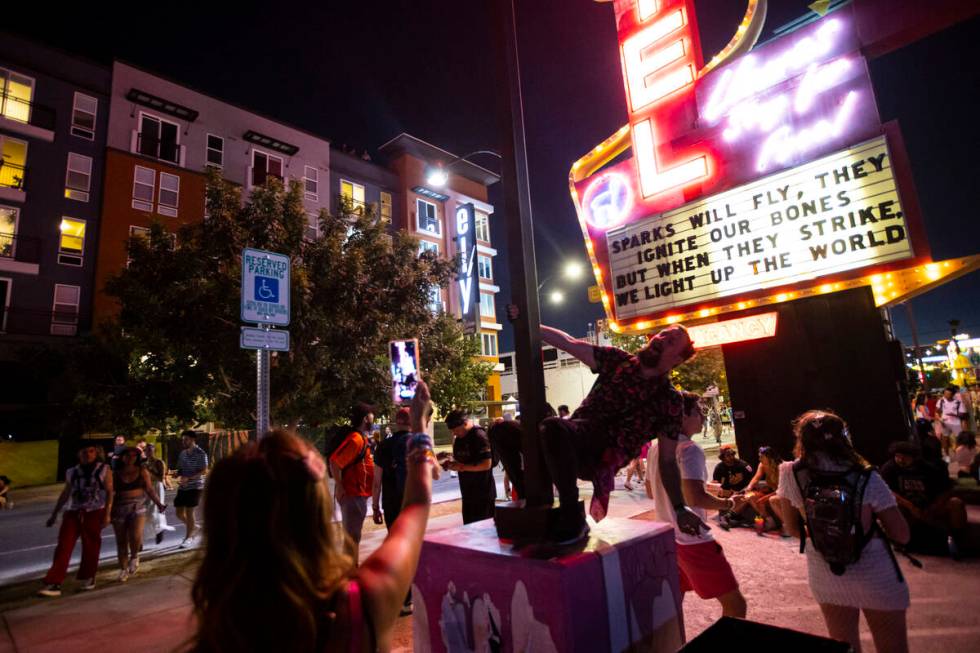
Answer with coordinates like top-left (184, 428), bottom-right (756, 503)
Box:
top-left (117, 569), bottom-right (130, 583)
top-left (179, 537), bottom-right (190, 548)
top-left (79, 578), bottom-right (96, 591)
top-left (128, 557), bottom-right (139, 575)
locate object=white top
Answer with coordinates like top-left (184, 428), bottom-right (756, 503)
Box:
top-left (937, 396), bottom-right (964, 423)
top-left (647, 436), bottom-right (713, 545)
top-left (776, 458), bottom-right (896, 529)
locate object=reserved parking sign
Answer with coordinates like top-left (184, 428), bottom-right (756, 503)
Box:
top-left (241, 248), bottom-right (290, 326)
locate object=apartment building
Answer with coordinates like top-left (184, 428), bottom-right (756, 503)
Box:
top-left (0, 33), bottom-right (110, 340)
top-left (93, 61), bottom-right (333, 320)
top-left (328, 144), bottom-right (399, 232)
top-left (378, 133), bottom-right (504, 415)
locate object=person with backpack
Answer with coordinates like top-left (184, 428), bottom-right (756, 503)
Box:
top-left (775, 410), bottom-right (911, 653)
top-left (329, 402), bottom-right (376, 558)
top-left (38, 443), bottom-right (114, 597)
top-left (445, 409), bottom-right (496, 525)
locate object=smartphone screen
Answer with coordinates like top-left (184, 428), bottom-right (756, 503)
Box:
top-left (390, 339), bottom-right (420, 404)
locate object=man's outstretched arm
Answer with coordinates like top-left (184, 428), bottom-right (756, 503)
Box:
top-left (541, 326), bottom-right (596, 369)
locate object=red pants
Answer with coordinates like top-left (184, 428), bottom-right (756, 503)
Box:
top-left (44, 509), bottom-right (105, 584)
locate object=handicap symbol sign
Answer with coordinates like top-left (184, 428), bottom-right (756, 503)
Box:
top-left (254, 276), bottom-right (279, 303)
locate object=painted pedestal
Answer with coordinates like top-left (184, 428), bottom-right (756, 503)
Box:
top-left (412, 517), bottom-right (683, 652)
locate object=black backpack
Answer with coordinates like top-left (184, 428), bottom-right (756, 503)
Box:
top-left (792, 462), bottom-right (885, 576)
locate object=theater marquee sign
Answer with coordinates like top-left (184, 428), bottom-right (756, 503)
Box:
top-left (570, 0), bottom-right (945, 334)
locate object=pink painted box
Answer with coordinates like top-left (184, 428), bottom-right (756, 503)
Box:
top-left (412, 517), bottom-right (683, 652)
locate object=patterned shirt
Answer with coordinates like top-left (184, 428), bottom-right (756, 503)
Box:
top-left (177, 445), bottom-right (209, 490)
top-left (573, 346), bottom-right (684, 520)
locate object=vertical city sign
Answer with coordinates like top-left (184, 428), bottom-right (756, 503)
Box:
top-left (456, 203), bottom-right (479, 334)
top-left (241, 248), bottom-right (290, 326)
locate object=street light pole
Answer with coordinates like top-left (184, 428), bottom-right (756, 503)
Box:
top-left (488, 0), bottom-right (551, 508)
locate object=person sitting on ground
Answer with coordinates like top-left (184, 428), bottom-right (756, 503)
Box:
top-left (952, 431), bottom-right (977, 478)
top-left (188, 385), bottom-right (437, 653)
top-left (775, 410), bottom-right (911, 653)
top-left (0, 475), bottom-right (10, 510)
top-left (712, 446), bottom-right (752, 497)
top-left (111, 447), bottom-right (165, 582)
top-left (880, 441), bottom-right (968, 558)
top-left (646, 391), bottom-right (747, 622)
top-left (730, 446), bottom-right (785, 533)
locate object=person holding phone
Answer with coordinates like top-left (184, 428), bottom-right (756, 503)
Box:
top-left (445, 410), bottom-right (497, 525)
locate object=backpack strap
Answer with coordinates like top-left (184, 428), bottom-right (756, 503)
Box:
top-left (791, 460), bottom-right (808, 555)
top-left (341, 434), bottom-right (370, 470)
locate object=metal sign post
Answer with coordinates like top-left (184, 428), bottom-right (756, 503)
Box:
top-left (241, 248), bottom-right (291, 439)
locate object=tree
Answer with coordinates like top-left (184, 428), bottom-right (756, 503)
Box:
top-left (95, 170), bottom-right (480, 430)
top-left (420, 313), bottom-right (494, 412)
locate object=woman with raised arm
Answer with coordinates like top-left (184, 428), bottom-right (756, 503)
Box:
top-left (188, 379), bottom-right (437, 653)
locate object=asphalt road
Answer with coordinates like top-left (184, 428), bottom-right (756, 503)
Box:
top-left (0, 469), bottom-right (507, 586)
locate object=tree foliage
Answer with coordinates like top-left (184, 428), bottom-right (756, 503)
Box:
top-left (87, 170), bottom-right (484, 430)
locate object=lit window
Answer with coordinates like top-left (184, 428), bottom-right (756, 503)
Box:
top-left (478, 255), bottom-right (492, 280)
top-left (419, 240), bottom-right (439, 256)
top-left (341, 179), bottom-right (365, 213)
top-left (158, 172), bottom-right (179, 217)
top-left (70, 92), bottom-right (97, 140)
top-left (132, 166), bottom-right (155, 211)
top-left (251, 150), bottom-right (283, 187)
top-left (427, 286), bottom-right (443, 313)
top-left (481, 333), bottom-right (498, 357)
top-left (206, 134), bottom-right (223, 168)
top-left (416, 199), bottom-right (440, 236)
top-left (0, 206), bottom-right (19, 258)
top-left (65, 153), bottom-right (92, 202)
top-left (480, 292), bottom-right (495, 318)
top-left (50, 284), bottom-right (80, 336)
top-left (138, 113), bottom-right (180, 164)
top-left (305, 212), bottom-right (318, 241)
top-left (304, 166), bottom-right (319, 201)
top-left (0, 68), bottom-right (34, 123)
top-left (475, 212), bottom-right (490, 243)
top-left (59, 218), bottom-right (85, 254)
top-left (0, 135), bottom-right (27, 191)
top-left (380, 191), bottom-right (392, 223)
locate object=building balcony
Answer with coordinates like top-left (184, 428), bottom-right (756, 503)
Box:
top-left (0, 160), bottom-right (27, 203)
top-left (0, 93), bottom-right (56, 142)
top-left (130, 131), bottom-right (186, 167)
top-left (1, 307), bottom-right (78, 337)
top-left (0, 233), bottom-right (42, 275)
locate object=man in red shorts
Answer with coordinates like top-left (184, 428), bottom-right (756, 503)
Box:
top-left (647, 391), bottom-right (747, 620)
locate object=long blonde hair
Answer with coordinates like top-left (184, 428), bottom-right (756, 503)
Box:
top-left (189, 430), bottom-right (353, 652)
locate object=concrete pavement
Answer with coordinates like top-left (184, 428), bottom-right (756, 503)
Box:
top-left (4, 469), bottom-right (979, 652)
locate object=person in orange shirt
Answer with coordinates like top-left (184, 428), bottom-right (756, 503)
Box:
top-left (329, 402), bottom-right (376, 560)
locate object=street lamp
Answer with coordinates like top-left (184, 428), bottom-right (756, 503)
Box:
top-left (426, 150), bottom-right (503, 188)
top-left (564, 261), bottom-right (584, 281)
top-left (549, 290), bottom-right (565, 305)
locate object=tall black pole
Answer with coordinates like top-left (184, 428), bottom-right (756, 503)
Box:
top-left (488, 0), bottom-right (552, 507)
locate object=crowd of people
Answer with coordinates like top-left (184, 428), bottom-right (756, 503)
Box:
top-left (24, 320), bottom-right (979, 652)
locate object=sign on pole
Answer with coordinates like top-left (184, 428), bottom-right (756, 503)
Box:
top-left (241, 248), bottom-right (290, 326)
top-left (240, 326), bottom-right (290, 352)
top-left (455, 203), bottom-right (479, 334)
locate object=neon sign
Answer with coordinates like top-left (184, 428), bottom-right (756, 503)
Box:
top-left (620, 0), bottom-right (712, 199)
top-left (687, 312), bottom-right (778, 349)
top-left (455, 203), bottom-right (478, 333)
top-left (583, 172), bottom-right (633, 229)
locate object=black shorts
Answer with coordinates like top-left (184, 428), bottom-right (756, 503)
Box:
top-left (174, 489), bottom-right (202, 508)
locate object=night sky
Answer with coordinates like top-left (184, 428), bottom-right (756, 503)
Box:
top-left (10, 1), bottom-right (979, 352)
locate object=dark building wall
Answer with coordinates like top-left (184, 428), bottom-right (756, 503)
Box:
top-left (724, 287), bottom-right (911, 467)
top-left (0, 33), bottom-right (110, 338)
top-left (328, 147), bottom-right (399, 220)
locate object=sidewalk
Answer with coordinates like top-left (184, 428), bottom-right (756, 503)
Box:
top-left (5, 480), bottom-right (978, 652)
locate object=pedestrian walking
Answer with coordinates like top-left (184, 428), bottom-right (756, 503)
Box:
top-left (188, 404), bottom-right (437, 651)
top-left (775, 410), bottom-right (912, 653)
top-left (108, 435), bottom-right (127, 470)
top-left (38, 444), bottom-right (114, 597)
top-left (174, 431), bottom-right (208, 547)
top-left (936, 385), bottom-right (967, 456)
top-left (646, 392), bottom-right (747, 623)
top-left (144, 443), bottom-right (176, 544)
top-left (111, 447), bottom-right (165, 582)
top-left (445, 410), bottom-right (497, 524)
top-left (329, 402), bottom-right (376, 559)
